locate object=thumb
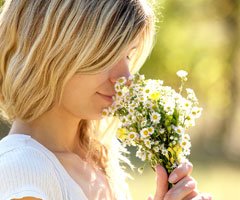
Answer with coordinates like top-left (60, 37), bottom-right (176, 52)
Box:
top-left (154, 165), bottom-right (168, 200)
top-left (147, 196), bottom-right (153, 200)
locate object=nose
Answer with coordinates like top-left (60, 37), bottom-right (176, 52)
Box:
top-left (109, 58), bottom-right (131, 83)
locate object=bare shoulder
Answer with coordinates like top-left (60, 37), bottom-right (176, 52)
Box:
top-left (12, 197), bottom-right (42, 200)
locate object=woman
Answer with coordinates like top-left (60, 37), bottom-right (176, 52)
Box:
top-left (0, 0), bottom-right (212, 200)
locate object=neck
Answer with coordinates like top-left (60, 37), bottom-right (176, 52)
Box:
top-left (8, 104), bottom-right (82, 154)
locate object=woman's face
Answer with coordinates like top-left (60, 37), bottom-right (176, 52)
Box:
top-left (59, 47), bottom-right (136, 120)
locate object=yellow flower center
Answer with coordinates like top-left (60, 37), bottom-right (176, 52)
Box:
top-left (143, 130), bottom-right (148, 135)
top-left (129, 134), bottom-right (135, 139)
top-left (149, 92), bottom-right (160, 101)
top-left (117, 91), bottom-right (123, 96)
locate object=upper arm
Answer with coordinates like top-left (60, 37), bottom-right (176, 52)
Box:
top-left (0, 147), bottom-right (63, 200)
top-left (12, 198), bottom-right (42, 200)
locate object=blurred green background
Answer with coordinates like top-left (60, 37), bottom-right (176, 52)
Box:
top-left (128, 0), bottom-right (240, 199)
top-left (0, 0), bottom-right (239, 199)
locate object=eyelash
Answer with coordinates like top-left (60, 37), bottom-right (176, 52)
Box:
top-left (127, 48), bottom-right (137, 61)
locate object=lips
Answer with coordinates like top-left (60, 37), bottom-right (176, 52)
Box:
top-left (97, 92), bottom-right (114, 102)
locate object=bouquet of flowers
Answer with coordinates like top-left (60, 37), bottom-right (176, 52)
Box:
top-left (102, 70), bottom-right (202, 177)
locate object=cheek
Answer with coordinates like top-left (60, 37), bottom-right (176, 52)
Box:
top-left (59, 74), bottom-right (110, 119)
top-left (60, 86), bottom-right (107, 119)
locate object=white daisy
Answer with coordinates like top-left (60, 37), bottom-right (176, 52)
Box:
top-left (162, 149), bottom-right (168, 156)
top-left (114, 83), bottom-right (122, 92)
top-left (117, 77), bottom-right (127, 85)
top-left (147, 127), bottom-right (154, 135)
top-left (140, 120), bottom-right (147, 127)
top-left (140, 128), bottom-right (150, 138)
top-left (144, 139), bottom-right (152, 149)
top-left (153, 146), bottom-right (160, 153)
top-left (159, 129), bottom-right (165, 134)
top-left (186, 88), bottom-right (198, 103)
top-left (150, 112), bottom-right (161, 124)
top-left (173, 126), bottom-right (185, 135)
top-left (191, 107), bottom-right (202, 118)
top-left (176, 70), bottom-right (188, 79)
top-left (101, 109), bottom-right (109, 117)
top-left (136, 149), bottom-right (146, 161)
top-left (128, 132), bottom-right (138, 141)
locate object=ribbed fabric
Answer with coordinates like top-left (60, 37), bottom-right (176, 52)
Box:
top-left (0, 134), bottom-right (88, 200)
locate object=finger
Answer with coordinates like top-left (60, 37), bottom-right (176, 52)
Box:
top-left (147, 195), bottom-right (153, 200)
top-left (190, 193), bottom-right (212, 200)
top-left (168, 162), bottom-right (193, 184)
top-left (164, 176), bottom-right (196, 200)
top-left (154, 165), bottom-right (168, 200)
top-left (182, 189), bottom-right (199, 200)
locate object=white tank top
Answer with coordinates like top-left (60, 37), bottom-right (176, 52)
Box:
top-left (0, 134), bottom-right (88, 200)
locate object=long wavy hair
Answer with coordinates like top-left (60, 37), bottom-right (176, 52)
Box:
top-left (0, 0), bottom-right (155, 199)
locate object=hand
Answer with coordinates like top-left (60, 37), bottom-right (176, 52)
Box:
top-left (147, 162), bottom-right (212, 200)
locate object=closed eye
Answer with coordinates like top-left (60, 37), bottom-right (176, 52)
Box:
top-left (127, 47), bottom-right (137, 61)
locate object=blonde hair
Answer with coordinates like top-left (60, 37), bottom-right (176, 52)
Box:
top-left (0, 0), bottom-right (155, 199)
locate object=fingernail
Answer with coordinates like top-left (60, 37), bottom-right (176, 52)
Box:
top-left (185, 181), bottom-right (195, 188)
top-left (168, 173), bottom-right (178, 183)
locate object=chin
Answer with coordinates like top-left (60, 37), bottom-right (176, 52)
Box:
top-left (79, 112), bottom-right (103, 120)
top-left (88, 115), bottom-right (102, 120)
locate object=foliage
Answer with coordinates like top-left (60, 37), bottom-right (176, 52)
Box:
top-left (141, 0), bottom-right (240, 157)
top-left (104, 72), bottom-right (202, 178)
